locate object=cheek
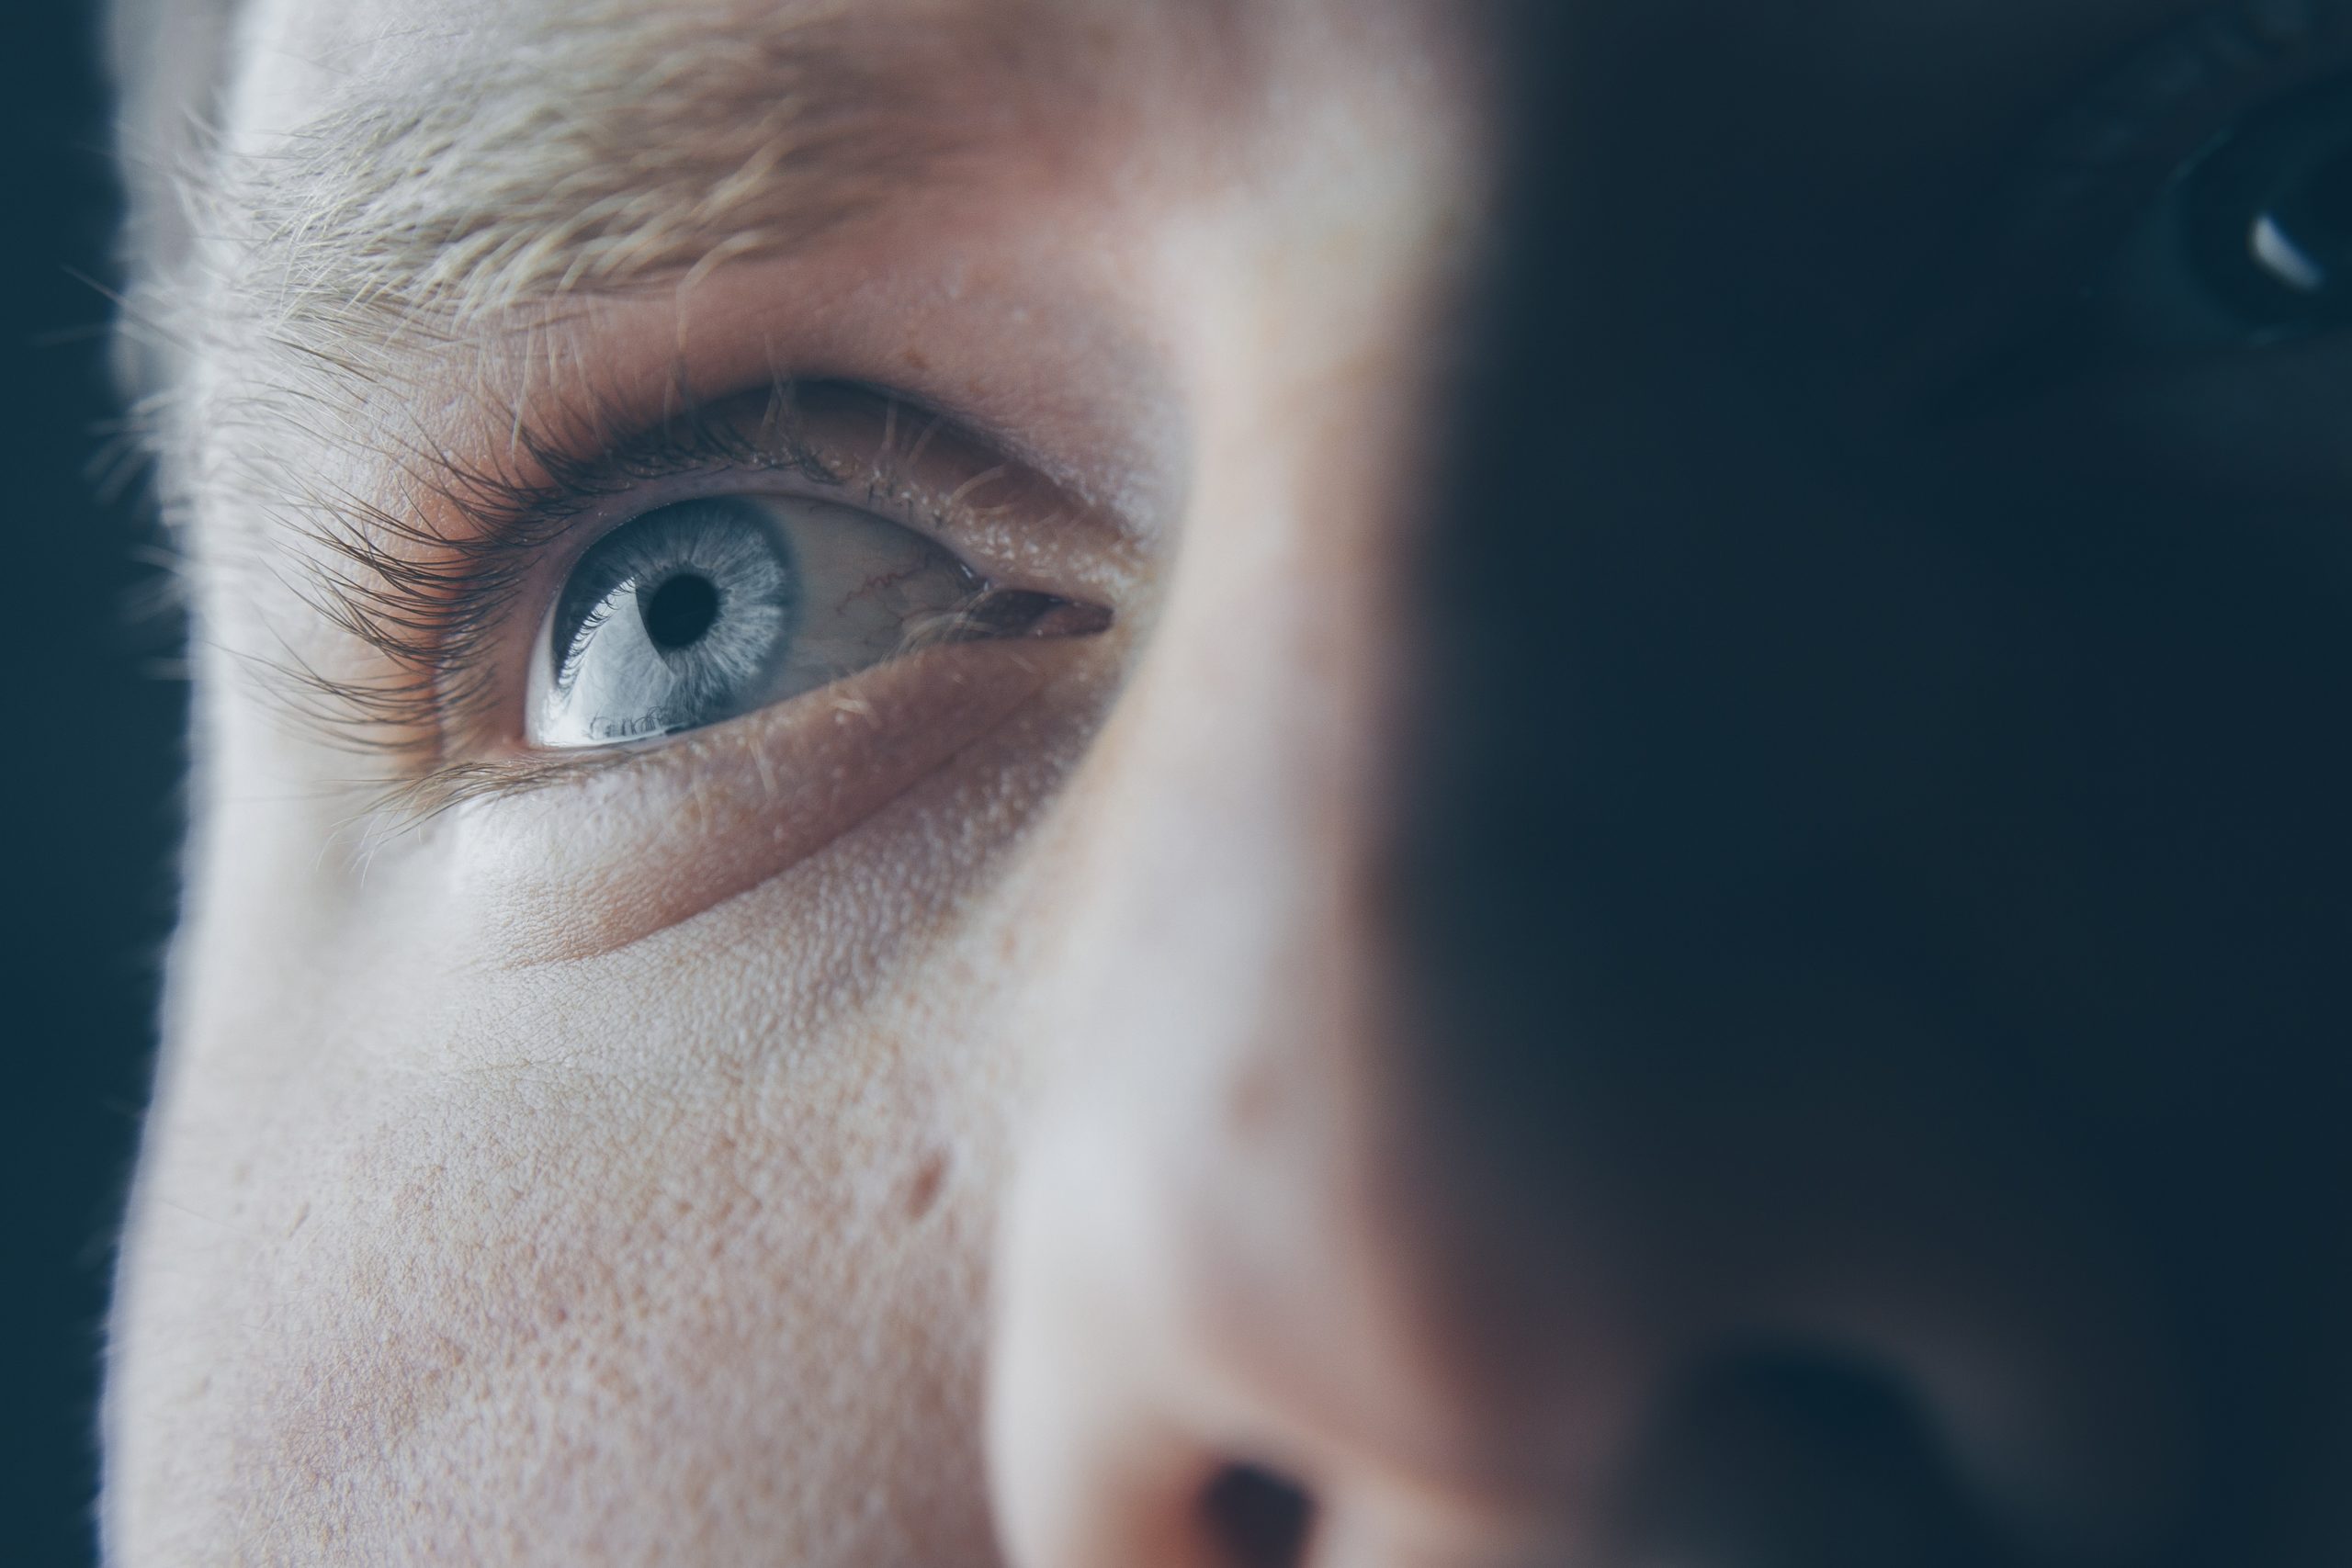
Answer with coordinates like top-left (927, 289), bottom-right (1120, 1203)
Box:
top-left (447, 641), bottom-right (1099, 966)
top-left (109, 919), bottom-right (1018, 1564)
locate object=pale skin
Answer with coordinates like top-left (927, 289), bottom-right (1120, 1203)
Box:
top-left (106, 1), bottom-right (2352, 1564)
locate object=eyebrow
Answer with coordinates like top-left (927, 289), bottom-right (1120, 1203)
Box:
top-left (198, 3), bottom-right (997, 337)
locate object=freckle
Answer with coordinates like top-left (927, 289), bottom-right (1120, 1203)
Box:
top-left (904, 1150), bottom-right (949, 1222)
top-left (902, 347), bottom-right (931, 373)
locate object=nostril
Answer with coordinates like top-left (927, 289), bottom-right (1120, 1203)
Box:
top-left (1200, 1462), bottom-right (1317, 1568)
top-left (1607, 1345), bottom-right (2019, 1568)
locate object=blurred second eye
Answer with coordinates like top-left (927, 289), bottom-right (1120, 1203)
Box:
top-left (2102, 77), bottom-right (2352, 348)
top-left (529, 493), bottom-right (984, 749)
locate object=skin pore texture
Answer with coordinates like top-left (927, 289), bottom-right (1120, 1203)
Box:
top-left (107, 0), bottom-right (2352, 1565)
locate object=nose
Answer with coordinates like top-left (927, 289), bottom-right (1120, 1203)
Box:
top-left (980, 195), bottom-right (1625, 1558)
top-left (986, 506), bottom-right (2177, 1567)
top-left (983, 580), bottom-right (2167, 1568)
top-left (980, 545), bottom-right (1611, 1566)
top-left (978, 503), bottom-right (2153, 1568)
top-left (986, 18), bottom-right (2186, 1568)
top-left (974, 299), bottom-right (2146, 1568)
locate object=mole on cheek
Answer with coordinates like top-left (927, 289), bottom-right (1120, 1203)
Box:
top-left (903, 1148), bottom-right (950, 1223)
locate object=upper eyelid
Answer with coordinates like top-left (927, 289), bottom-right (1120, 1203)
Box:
top-left (427, 395), bottom-right (847, 598)
top-left (477, 389), bottom-right (1060, 622)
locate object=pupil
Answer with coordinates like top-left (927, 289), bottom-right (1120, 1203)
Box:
top-left (642, 572), bottom-right (721, 650)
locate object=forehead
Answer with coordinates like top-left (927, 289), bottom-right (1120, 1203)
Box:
top-left (222, 0), bottom-right (1345, 158)
top-left (199, 0), bottom-right (1480, 367)
top-left (208, 0), bottom-right (2241, 256)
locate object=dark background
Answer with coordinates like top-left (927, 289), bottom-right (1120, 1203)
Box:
top-left (6, 3), bottom-right (187, 1563)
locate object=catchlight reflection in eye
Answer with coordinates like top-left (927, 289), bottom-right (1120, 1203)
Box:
top-left (2107, 77), bottom-right (2352, 345)
top-left (528, 494), bottom-right (985, 749)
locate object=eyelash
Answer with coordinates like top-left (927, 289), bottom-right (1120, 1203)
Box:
top-left (288, 378), bottom-right (966, 803)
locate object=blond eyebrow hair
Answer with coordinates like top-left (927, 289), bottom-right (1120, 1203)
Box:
top-left (178, 0), bottom-right (1001, 351)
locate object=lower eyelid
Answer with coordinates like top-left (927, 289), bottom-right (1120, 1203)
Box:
top-left (438, 635), bottom-right (1105, 965)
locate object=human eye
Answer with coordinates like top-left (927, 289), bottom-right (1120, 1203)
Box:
top-left (531, 490), bottom-right (1076, 750)
top-left (1913, 7), bottom-right (2352, 497)
top-left (2096, 75), bottom-right (2352, 350)
top-left (344, 377), bottom-right (1120, 773)
top-left (315, 376), bottom-right (1132, 963)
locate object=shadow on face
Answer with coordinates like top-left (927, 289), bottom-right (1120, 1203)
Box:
top-left (1001, 6), bottom-right (2352, 1566)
